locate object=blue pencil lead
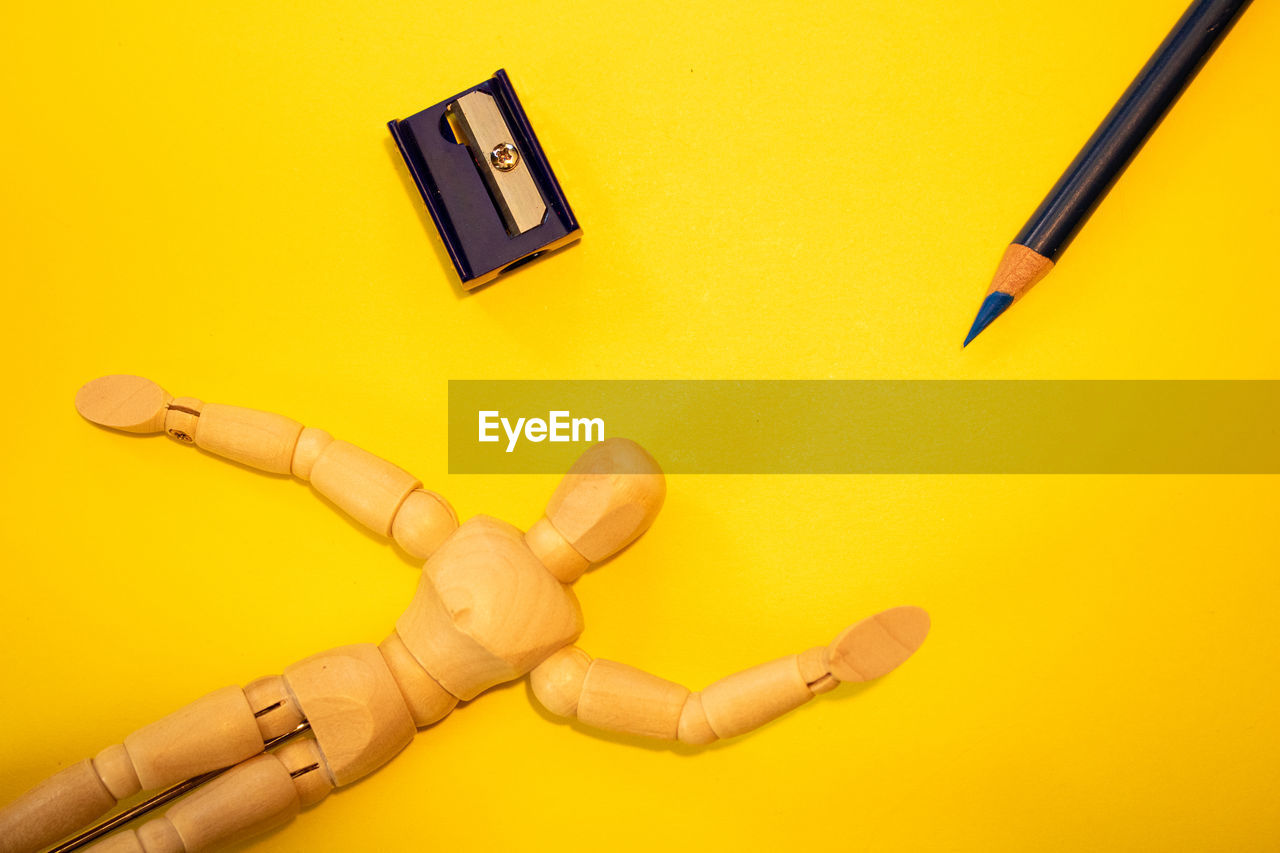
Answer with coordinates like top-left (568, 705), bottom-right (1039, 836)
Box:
top-left (963, 292), bottom-right (1014, 347)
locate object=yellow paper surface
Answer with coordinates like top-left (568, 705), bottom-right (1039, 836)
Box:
top-left (1, 1), bottom-right (1277, 850)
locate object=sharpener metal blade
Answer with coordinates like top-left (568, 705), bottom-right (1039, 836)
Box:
top-left (448, 91), bottom-right (547, 236)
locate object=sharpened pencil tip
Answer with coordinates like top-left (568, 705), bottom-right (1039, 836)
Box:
top-left (964, 292), bottom-right (1014, 347)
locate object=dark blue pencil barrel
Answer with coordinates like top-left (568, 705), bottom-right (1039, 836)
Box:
top-left (1013, 0), bottom-right (1252, 261)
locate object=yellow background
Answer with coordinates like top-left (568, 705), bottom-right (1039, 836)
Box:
top-left (2, 1), bottom-right (1278, 850)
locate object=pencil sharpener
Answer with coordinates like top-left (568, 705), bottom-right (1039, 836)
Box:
top-left (389, 70), bottom-right (581, 290)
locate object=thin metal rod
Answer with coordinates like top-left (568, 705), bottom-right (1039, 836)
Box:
top-left (46, 722), bottom-right (312, 853)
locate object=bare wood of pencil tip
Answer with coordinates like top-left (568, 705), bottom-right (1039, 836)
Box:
top-left (988, 244), bottom-right (1055, 304)
top-left (964, 0), bottom-right (1253, 347)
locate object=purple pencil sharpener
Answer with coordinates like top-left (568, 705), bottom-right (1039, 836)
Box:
top-left (389, 70), bottom-right (582, 290)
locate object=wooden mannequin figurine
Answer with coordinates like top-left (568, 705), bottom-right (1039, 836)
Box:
top-left (0, 375), bottom-right (931, 853)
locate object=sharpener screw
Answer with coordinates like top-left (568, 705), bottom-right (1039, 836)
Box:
top-left (489, 142), bottom-right (520, 172)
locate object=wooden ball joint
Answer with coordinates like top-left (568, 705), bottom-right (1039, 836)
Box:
top-left (1, 375), bottom-right (931, 853)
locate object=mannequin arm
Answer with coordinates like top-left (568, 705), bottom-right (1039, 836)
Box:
top-left (529, 606), bottom-right (929, 744)
top-left (74, 375), bottom-right (456, 559)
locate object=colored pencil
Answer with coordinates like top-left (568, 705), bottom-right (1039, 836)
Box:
top-left (964, 0), bottom-right (1253, 346)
